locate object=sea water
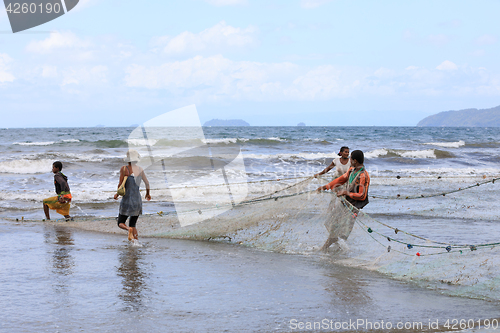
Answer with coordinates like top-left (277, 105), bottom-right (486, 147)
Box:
top-left (1, 126), bottom-right (500, 331)
top-left (2, 222), bottom-right (500, 332)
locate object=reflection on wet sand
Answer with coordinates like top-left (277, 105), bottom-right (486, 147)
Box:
top-left (45, 226), bottom-right (75, 292)
top-left (117, 246), bottom-right (147, 311)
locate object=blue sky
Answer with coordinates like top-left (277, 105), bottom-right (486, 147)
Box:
top-left (1, 0), bottom-right (500, 127)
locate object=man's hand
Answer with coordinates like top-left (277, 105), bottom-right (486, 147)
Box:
top-left (336, 190), bottom-right (347, 197)
top-left (316, 186), bottom-right (325, 193)
top-left (114, 193), bottom-right (119, 200)
top-left (314, 173), bottom-right (319, 178)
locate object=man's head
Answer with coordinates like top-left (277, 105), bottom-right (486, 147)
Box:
top-left (52, 161), bottom-right (63, 173)
top-left (338, 146), bottom-right (349, 158)
top-left (350, 150), bottom-right (364, 166)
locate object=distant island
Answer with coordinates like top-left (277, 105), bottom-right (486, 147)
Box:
top-left (417, 105), bottom-right (500, 127)
top-left (297, 122), bottom-right (306, 126)
top-left (203, 119), bottom-right (250, 126)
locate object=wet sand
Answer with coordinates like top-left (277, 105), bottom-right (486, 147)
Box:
top-left (2, 219), bottom-right (500, 332)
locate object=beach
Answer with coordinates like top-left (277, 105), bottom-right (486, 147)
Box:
top-left (2, 219), bottom-right (500, 333)
top-left (2, 126), bottom-right (500, 332)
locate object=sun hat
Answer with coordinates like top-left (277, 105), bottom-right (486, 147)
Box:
top-left (124, 149), bottom-right (140, 162)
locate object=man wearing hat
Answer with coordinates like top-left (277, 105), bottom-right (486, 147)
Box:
top-left (114, 149), bottom-right (151, 241)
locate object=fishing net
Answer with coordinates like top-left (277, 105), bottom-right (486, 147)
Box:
top-left (145, 177), bottom-right (342, 253)
top-left (137, 173), bottom-right (500, 301)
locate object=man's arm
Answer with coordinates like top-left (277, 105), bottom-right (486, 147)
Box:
top-left (323, 171), bottom-right (349, 190)
top-left (347, 172), bottom-right (369, 200)
top-left (316, 168), bottom-right (350, 192)
top-left (314, 160), bottom-right (335, 177)
top-left (141, 169), bottom-right (151, 201)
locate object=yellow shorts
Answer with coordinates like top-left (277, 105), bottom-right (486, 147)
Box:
top-left (43, 195), bottom-right (71, 216)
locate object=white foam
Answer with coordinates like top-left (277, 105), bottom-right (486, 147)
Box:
top-left (267, 137), bottom-right (286, 142)
top-left (424, 140), bottom-right (465, 148)
top-left (0, 159), bottom-right (54, 174)
top-left (203, 138), bottom-right (240, 144)
top-left (385, 167), bottom-right (500, 177)
top-left (127, 138), bottom-right (158, 146)
top-left (243, 152), bottom-right (332, 160)
top-left (62, 139), bottom-right (80, 143)
top-left (303, 138), bottom-right (326, 142)
top-left (18, 152), bottom-right (114, 163)
top-left (130, 239), bottom-right (142, 247)
top-left (400, 149), bottom-right (436, 159)
top-left (365, 149), bottom-right (388, 159)
top-left (14, 141), bottom-right (55, 146)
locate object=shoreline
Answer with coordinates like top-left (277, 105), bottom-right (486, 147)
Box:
top-left (2, 214), bottom-right (182, 239)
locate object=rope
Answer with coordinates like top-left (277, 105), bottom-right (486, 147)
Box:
top-left (127, 178), bottom-right (316, 219)
top-left (337, 197), bottom-right (500, 256)
top-left (371, 176), bottom-right (500, 200)
top-left (100, 175), bottom-right (311, 194)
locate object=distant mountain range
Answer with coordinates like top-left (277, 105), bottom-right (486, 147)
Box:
top-left (417, 105), bottom-right (500, 127)
top-left (203, 119), bottom-right (250, 126)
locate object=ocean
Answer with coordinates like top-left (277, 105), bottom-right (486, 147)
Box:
top-left (1, 126), bottom-right (500, 332)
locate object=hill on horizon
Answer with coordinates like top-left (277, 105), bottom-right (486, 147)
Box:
top-left (417, 105), bottom-right (500, 127)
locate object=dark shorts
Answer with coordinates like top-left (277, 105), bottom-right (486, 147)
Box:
top-left (117, 214), bottom-right (139, 228)
top-left (346, 196), bottom-right (369, 210)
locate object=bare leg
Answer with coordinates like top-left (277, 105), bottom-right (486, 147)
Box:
top-left (320, 236), bottom-right (338, 252)
top-left (118, 222), bottom-right (129, 231)
top-left (43, 204), bottom-right (50, 220)
top-left (117, 222), bottom-right (134, 241)
top-left (130, 227), bottom-right (138, 240)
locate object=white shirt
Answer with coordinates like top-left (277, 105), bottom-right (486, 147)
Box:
top-left (333, 157), bottom-right (351, 178)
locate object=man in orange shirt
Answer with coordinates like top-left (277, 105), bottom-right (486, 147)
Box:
top-left (317, 150), bottom-right (370, 251)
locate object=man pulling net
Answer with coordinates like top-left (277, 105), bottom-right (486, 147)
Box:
top-left (317, 150), bottom-right (370, 252)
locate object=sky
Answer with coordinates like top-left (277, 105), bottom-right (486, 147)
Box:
top-left (1, 0), bottom-right (500, 127)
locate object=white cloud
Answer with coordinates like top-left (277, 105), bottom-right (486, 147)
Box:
top-left (436, 60), bottom-right (458, 71)
top-left (404, 31), bottom-right (453, 47)
top-left (288, 65), bottom-right (359, 99)
top-left (0, 54), bottom-right (15, 83)
top-left (124, 55), bottom-right (500, 102)
top-left (61, 65), bottom-right (108, 86)
top-left (125, 55), bottom-right (297, 99)
top-left (300, 0), bottom-right (333, 8)
top-left (203, 0), bottom-right (247, 6)
top-left (374, 67), bottom-right (396, 79)
top-left (475, 34), bottom-right (497, 45)
top-left (160, 21), bottom-right (258, 56)
top-left (471, 49), bottom-right (485, 57)
top-left (41, 65), bottom-right (58, 78)
top-left (125, 56), bottom-right (364, 101)
top-left (26, 31), bottom-right (91, 54)
top-left (70, 0), bottom-right (101, 11)
top-left (0, 6), bottom-right (7, 21)
top-left (438, 19), bottom-right (462, 28)
top-left (428, 34), bottom-right (452, 46)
